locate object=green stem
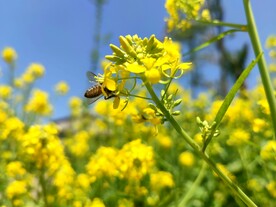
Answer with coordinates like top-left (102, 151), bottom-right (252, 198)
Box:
top-left (178, 163), bottom-right (207, 207)
top-left (142, 78), bottom-right (257, 207)
top-left (196, 19), bottom-right (247, 31)
top-left (243, 0), bottom-right (276, 136)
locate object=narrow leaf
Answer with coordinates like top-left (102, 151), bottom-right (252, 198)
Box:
top-left (214, 52), bottom-right (263, 125)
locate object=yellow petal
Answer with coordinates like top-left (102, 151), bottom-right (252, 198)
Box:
top-left (178, 62), bottom-right (192, 70)
top-left (126, 62), bottom-right (146, 73)
top-left (105, 78), bottom-right (116, 91)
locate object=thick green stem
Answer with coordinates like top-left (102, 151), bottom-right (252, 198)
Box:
top-left (243, 0), bottom-right (276, 136)
top-left (142, 78), bottom-right (257, 207)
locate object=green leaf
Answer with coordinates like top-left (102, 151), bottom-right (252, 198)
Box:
top-left (214, 52), bottom-right (263, 126)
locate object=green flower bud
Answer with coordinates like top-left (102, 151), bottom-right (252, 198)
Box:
top-left (173, 99), bottom-right (182, 107)
top-left (172, 111), bottom-right (181, 116)
top-left (110, 44), bottom-right (125, 57)
top-left (119, 36), bottom-right (137, 58)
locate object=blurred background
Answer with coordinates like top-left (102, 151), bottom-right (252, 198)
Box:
top-left (0, 0), bottom-right (275, 119)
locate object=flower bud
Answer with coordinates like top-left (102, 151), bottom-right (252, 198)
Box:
top-left (2, 47), bottom-right (17, 64)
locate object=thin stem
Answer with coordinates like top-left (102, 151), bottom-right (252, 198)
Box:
top-left (142, 77), bottom-right (257, 207)
top-left (196, 19), bottom-right (247, 31)
top-left (243, 0), bottom-right (276, 137)
top-left (178, 162), bottom-right (207, 207)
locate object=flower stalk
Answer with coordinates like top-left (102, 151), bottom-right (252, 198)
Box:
top-left (142, 77), bottom-right (257, 207)
top-left (243, 0), bottom-right (276, 136)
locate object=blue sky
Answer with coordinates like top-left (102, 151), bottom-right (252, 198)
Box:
top-left (0, 0), bottom-right (275, 119)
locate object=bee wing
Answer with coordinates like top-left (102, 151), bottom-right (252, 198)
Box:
top-left (86, 94), bottom-right (104, 105)
top-left (86, 71), bottom-right (97, 83)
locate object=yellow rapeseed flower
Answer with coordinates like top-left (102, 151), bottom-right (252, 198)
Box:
top-left (26, 63), bottom-right (45, 78)
top-left (266, 35), bottom-right (276, 48)
top-left (90, 198), bottom-right (105, 207)
top-left (260, 140), bottom-right (276, 160)
top-left (25, 89), bottom-right (52, 116)
top-left (150, 171), bottom-right (174, 191)
top-left (5, 180), bottom-right (27, 199)
top-left (86, 146), bottom-right (119, 182)
top-left (6, 161), bottom-right (26, 177)
top-left (253, 118), bottom-right (266, 133)
top-left (179, 151), bottom-right (195, 167)
top-left (55, 81), bottom-right (70, 95)
top-left (69, 96), bottom-right (82, 116)
top-left (2, 47), bottom-right (17, 63)
top-left (227, 128), bottom-right (250, 146)
top-left (156, 134), bottom-right (172, 149)
top-left (266, 181), bottom-right (276, 198)
top-left (0, 85), bottom-right (12, 99)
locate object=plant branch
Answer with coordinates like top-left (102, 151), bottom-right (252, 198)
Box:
top-left (142, 77), bottom-right (257, 207)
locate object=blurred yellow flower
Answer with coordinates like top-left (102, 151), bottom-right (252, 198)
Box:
top-left (156, 134), bottom-right (172, 149)
top-left (118, 199), bottom-right (134, 207)
top-left (227, 128), bottom-right (250, 146)
top-left (253, 118), bottom-right (266, 133)
top-left (5, 180), bottom-right (27, 199)
top-left (77, 173), bottom-right (90, 189)
top-left (179, 151), bottom-right (195, 167)
top-left (266, 181), bottom-right (276, 198)
top-left (266, 35), bottom-right (276, 48)
top-left (55, 81), bottom-right (70, 95)
top-left (260, 140), bottom-right (276, 160)
top-left (90, 198), bottom-right (105, 207)
top-left (26, 63), bottom-right (45, 78)
top-left (0, 85), bottom-right (12, 99)
top-left (6, 161), bottom-right (26, 177)
top-left (2, 47), bottom-right (17, 63)
top-left (25, 89), bottom-right (52, 116)
top-left (150, 171), bottom-right (174, 191)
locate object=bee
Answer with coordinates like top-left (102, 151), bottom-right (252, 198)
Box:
top-left (84, 71), bottom-right (115, 104)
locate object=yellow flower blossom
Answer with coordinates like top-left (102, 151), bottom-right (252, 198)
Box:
top-left (6, 161), bottom-right (26, 177)
top-left (6, 180), bottom-right (27, 199)
top-left (150, 171), bottom-right (174, 191)
top-left (258, 99), bottom-right (270, 115)
top-left (165, 0), bottom-right (209, 31)
top-left (25, 89), bottom-right (52, 116)
top-left (69, 96), bottom-right (83, 116)
top-left (266, 181), bottom-right (276, 198)
top-left (77, 173), bottom-right (90, 189)
top-left (156, 134), bottom-right (172, 149)
top-left (0, 117), bottom-right (25, 140)
top-left (68, 131), bottom-right (90, 157)
top-left (86, 146), bottom-right (119, 182)
top-left (90, 198), bottom-right (105, 207)
top-left (118, 199), bottom-right (134, 207)
top-left (55, 81), bottom-right (70, 95)
top-left (260, 140), bottom-right (276, 160)
top-left (0, 85), bottom-right (12, 99)
top-left (179, 151), bottom-right (195, 167)
top-left (253, 118), bottom-right (266, 133)
top-left (266, 35), bottom-right (276, 48)
top-left (2, 47), bottom-right (17, 63)
top-left (26, 63), bottom-right (45, 78)
top-left (227, 128), bottom-right (250, 146)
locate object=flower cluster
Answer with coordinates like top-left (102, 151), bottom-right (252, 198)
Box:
top-left (165, 0), bottom-right (211, 31)
top-left (93, 35), bottom-right (192, 108)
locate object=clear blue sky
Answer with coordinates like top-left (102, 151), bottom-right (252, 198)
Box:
top-left (0, 0), bottom-right (275, 119)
